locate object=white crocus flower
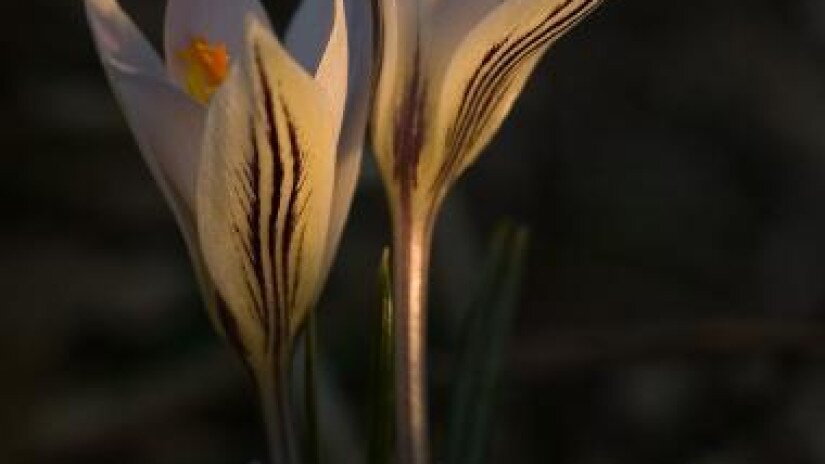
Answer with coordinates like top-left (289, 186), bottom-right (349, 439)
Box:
top-left (84, 0), bottom-right (372, 461)
top-left (370, 0), bottom-right (603, 462)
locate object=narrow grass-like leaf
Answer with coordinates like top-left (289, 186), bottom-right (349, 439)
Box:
top-left (369, 248), bottom-right (396, 464)
top-left (446, 222), bottom-right (530, 464)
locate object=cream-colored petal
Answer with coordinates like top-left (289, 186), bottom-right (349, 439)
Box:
top-left (371, 0), bottom-right (425, 177)
top-left (427, 0), bottom-right (502, 70)
top-left (313, 0), bottom-right (349, 132)
top-left (164, 0), bottom-right (272, 88)
top-left (197, 20), bottom-right (337, 364)
top-left (84, 0), bottom-right (165, 77)
top-left (425, 0), bottom-right (603, 193)
top-left (286, 0), bottom-right (349, 139)
top-left (195, 65), bottom-right (266, 362)
top-left (321, 0), bottom-right (374, 277)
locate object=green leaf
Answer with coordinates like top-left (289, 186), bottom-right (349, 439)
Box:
top-left (446, 222), bottom-right (530, 464)
top-left (368, 248), bottom-right (396, 464)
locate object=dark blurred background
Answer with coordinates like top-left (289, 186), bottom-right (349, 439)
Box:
top-left (4, 0), bottom-right (825, 463)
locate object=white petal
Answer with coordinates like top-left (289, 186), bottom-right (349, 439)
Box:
top-left (84, 0), bottom-right (165, 76)
top-left (287, 0), bottom-right (349, 137)
top-left (319, 0), bottom-right (375, 276)
top-left (164, 0), bottom-right (272, 88)
top-left (426, 0), bottom-right (602, 191)
top-left (85, 0), bottom-right (218, 339)
top-left (371, 0), bottom-right (424, 171)
top-left (195, 65), bottom-right (266, 361)
top-left (85, 0), bottom-right (202, 214)
top-left (104, 65), bottom-right (205, 221)
top-left (197, 20), bottom-right (337, 361)
top-left (427, 0), bottom-right (503, 70)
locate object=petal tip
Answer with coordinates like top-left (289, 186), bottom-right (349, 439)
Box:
top-left (84, 0), bottom-right (122, 33)
top-left (84, 0), bottom-right (165, 77)
top-left (244, 12), bottom-right (273, 44)
top-left (84, 0), bottom-right (117, 14)
top-left (243, 12), bottom-right (293, 70)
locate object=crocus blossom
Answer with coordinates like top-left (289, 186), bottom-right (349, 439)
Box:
top-left (372, 0), bottom-right (603, 218)
top-left (84, 0), bottom-right (371, 370)
top-left (369, 1), bottom-right (603, 463)
top-left (85, 1), bottom-right (372, 461)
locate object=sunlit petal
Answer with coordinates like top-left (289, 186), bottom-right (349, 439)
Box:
top-left (321, 0), bottom-right (374, 276)
top-left (313, 0), bottom-right (349, 130)
top-left (371, 0), bottom-right (425, 172)
top-left (197, 20), bottom-right (337, 364)
top-left (194, 65), bottom-right (266, 361)
top-left (427, 0), bottom-right (502, 70)
top-left (287, 0), bottom-right (349, 138)
top-left (426, 0), bottom-right (602, 193)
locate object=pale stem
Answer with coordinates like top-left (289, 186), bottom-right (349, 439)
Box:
top-left (257, 361), bottom-right (298, 464)
top-left (392, 211), bottom-right (434, 464)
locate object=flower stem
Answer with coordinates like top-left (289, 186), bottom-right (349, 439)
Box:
top-left (258, 361), bottom-right (298, 464)
top-left (392, 210), bottom-right (434, 464)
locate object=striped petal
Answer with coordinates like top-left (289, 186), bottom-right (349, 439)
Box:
top-left (164, 0), bottom-right (272, 90)
top-left (371, 0), bottom-right (426, 175)
top-left (197, 20), bottom-right (337, 365)
top-left (425, 0), bottom-right (602, 194)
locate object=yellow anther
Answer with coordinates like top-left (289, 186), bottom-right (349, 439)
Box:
top-left (178, 37), bottom-right (230, 104)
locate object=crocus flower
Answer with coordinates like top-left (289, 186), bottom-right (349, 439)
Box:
top-left (84, 0), bottom-right (371, 460)
top-left (370, 0), bottom-right (603, 462)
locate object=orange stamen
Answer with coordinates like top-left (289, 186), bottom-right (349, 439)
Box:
top-left (178, 37), bottom-right (230, 104)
